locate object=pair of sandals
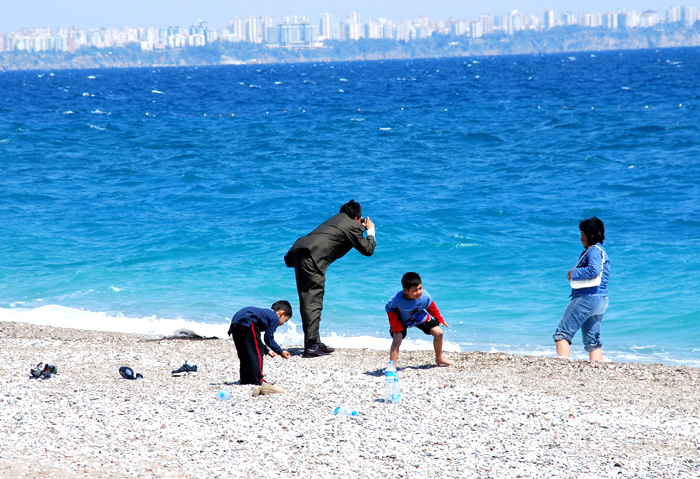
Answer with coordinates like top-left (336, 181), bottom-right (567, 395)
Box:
top-left (119, 366), bottom-right (143, 380)
top-left (30, 363), bottom-right (58, 379)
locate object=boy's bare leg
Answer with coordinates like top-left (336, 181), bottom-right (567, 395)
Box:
top-left (430, 326), bottom-right (454, 366)
top-left (556, 340), bottom-right (571, 358)
top-left (390, 332), bottom-right (403, 364)
top-left (588, 348), bottom-right (603, 361)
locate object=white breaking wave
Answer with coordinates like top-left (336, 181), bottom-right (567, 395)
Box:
top-left (0, 305), bottom-right (227, 339)
top-left (0, 305), bottom-right (461, 352)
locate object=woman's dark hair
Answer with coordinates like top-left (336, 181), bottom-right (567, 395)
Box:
top-left (579, 217), bottom-right (605, 245)
top-left (271, 300), bottom-right (292, 318)
top-left (340, 199), bottom-right (362, 220)
top-left (401, 272), bottom-right (422, 290)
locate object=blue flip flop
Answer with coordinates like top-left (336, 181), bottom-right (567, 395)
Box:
top-left (119, 366), bottom-right (143, 380)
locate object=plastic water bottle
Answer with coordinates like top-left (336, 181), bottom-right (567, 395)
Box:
top-left (216, 388), bottom-right (231, 401)
top-left (391, 377), bottom-right (402, 404)
top-left (333, 407), bottom-right (358, 416)
top-left (384, 361), bottom-right (397, 402)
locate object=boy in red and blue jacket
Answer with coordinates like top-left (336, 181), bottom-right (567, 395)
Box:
top-left (385, 272), bottom-right (454, 366)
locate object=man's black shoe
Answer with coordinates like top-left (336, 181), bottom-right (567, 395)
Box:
top-left (302, 345), bottom-right (329, 358)
top-left (319, 343), bottom-right (335, 354)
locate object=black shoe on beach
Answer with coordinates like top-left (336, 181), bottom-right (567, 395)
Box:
top-left (319, 343), bottom-right (335, 354)
top-left (302, 345), bottom-right (329, 358)
top-left (172, 361), bottom-right (198, 376)
top-left (119, 366), bottom-right (143, 380)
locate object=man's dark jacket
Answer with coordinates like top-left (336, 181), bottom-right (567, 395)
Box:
top-left (284, 213), bottom-right (375, 271)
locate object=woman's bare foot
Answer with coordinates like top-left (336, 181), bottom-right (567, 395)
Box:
top-left (436, 357), bottom-right (454, 366)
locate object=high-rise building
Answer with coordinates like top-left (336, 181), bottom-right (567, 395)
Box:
top-left (320, 13), bottom-right (333, 40)
top-left (681, 6), bottom-right (697, 26)
top-left (544, 10), bottom-right (555, 29)
top-left (246, 17), bottom-right (261, 43)
top-left (346, 13), bottom-right (362, 41)
top-left (469, 21), bottom-right (483, 38)
top-left (261, 16), bottom-right (274, 42)
top-left (603, 12), bottom-right (618, 29)
top-left (451, 21), bottom-right (466, 37)
top-left (382, 20), bottom-right (397, 39)
top-left (396, 20), bottom-right (413, 41)
top-left (304, 23), bottom-right (318, 43)
top-left (561, 12), bottom-right (576, 26)
top-left (480, 15), bottom-right (494, 35)
top-left (365, 20), bottom-right (382, 39)
top-left (579, 13), bottom-right (592, 27)
top-left (507, 11), bottom-right (522, 35)
top-left (666, 6), bottom-right (682, 24)
top-left (228, 18), bottom-right (244, 42)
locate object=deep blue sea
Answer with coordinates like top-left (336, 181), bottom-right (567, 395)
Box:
top-left (1, 48), bottom-right (699, 365)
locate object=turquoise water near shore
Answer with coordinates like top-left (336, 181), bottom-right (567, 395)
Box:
top-left (1, 49), bottom-right (699, 365)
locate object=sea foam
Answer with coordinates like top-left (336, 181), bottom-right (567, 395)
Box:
top-left (0, 306), bottom-right (462, 353)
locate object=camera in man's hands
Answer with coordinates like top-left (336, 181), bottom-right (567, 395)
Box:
top-left (361, 217), bottom-right (368, 226)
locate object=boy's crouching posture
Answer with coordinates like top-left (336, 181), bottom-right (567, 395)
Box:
top-left (385, 272), bottom-right (454, 367)
top-left (228, 301), bottom-right (292, 385)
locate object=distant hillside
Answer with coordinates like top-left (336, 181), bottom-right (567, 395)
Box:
top-left (2, 25), bottom-right (700, 71)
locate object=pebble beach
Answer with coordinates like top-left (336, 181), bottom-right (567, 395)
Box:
top-left (1, 320), bottom-right (699, 479)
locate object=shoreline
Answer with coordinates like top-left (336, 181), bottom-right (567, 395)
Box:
top-left (1, 320), bottom-right (699, 478)
top-left (4, 307), bottom-right (699, 368)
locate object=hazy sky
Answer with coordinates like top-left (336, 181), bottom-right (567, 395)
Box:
top-left (1, 1), bottom-right (690, 31)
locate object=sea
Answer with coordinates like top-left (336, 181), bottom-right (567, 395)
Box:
top-left (1, 48), bottom-right (699, 366)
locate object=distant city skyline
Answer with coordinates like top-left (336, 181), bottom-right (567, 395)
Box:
top-left (2, 1), bottom-right (698, 31)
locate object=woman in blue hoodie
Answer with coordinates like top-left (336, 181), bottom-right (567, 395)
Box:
top-left (553, 217), bottom-right (610, 361)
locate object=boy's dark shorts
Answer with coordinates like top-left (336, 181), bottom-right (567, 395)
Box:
top-left (389, 318), bottom-right (440, 339)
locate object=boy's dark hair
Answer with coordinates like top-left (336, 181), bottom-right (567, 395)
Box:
top-left (579, 217), bottom-right (605, 245)
top-left (339, 199), bottom-right (362, 220)
top-left (271, 300), bottom-right (292, 318)
top-left (401, 272), bottom-right (422, 290)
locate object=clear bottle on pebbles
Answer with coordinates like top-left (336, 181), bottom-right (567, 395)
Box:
top-left (216, 389), bottom-right (232, 401)
top-left (384, 360), bottom-right (397, 402)
top-left (333, 407), bottom-right (358, 416)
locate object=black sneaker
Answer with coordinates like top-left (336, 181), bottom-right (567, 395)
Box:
top-left (172, 362), bottom-right (198, 376)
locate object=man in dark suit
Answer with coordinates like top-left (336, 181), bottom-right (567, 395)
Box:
top-left (284, 200), bottom-right (376, 357)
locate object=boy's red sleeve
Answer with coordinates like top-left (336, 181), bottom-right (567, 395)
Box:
top-left (387, 311), bottom-right (403, 332)
top-left (427, 301), bottom-right (445, 324)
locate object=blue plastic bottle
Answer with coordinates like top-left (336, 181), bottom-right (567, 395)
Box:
top-left (217, 389), bottom-right (231, 401)
top-left (384, 361), bottom-right (397, 402)
top-left (333, 407), bottom-right (358, 416)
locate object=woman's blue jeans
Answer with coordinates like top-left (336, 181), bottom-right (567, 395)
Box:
top-left (553, 295), bottom-right (608, 352)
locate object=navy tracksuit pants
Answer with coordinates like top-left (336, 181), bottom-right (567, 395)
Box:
top-left (230, 323), bottom-right (265, 385)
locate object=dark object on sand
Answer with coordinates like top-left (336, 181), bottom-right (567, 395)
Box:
top-left (119, 366), bottom-right (143, 380)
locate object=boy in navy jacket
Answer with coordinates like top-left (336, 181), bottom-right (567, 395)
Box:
top-left (228, 301), bottom-right (292, 385)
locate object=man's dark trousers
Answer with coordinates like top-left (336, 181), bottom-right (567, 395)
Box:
top-left (230, 323), bottom-right (265, 385)
top-left (291, 251), bottom-right (325, 349)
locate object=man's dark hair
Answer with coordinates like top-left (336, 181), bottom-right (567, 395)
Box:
top-left (271, 300), bottom-right (292, 318)
top-left (339, 199), bottom-right (362, 220)
top-left (401, 272), bottom-right (422, 290)
top-left (579, 217), bottom-right (605, 245)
